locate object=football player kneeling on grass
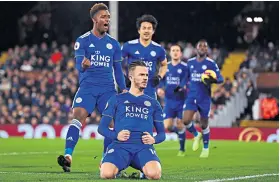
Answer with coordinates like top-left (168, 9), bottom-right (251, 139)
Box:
top-left (98, 61), bottom-right (166, 180)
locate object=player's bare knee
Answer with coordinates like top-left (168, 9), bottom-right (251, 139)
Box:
top-left (143, 161), bottom-right (162, 180)
top-left (100, 163), bottom-right (118, 179)
top-left (100, 167), bottom-right (117, 179)
top-left (200, 118), bottom-right (208, 129)
top-left (183, 118), bottom-right (192, 125)
top-left (154, 171), bottom-right (162, 180)
top-left (145, 169), bottom-right (161, 180)
top-left (164, 119), bottom-right (172, 131)
top-left (73, 107), bottom-right (88, 123)
top-left (153, 169), bottom-right (162, 180)
top-left (100, 170), bottom-right (115, 179)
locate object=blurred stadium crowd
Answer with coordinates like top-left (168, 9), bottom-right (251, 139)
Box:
top-left (0, 39), bottom-right (278, 125)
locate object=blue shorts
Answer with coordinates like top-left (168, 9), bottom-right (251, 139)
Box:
top-left (163, 99), bottom-right (184, 119)
top-left (102, 143), bottom-right (160, 171)
top-left (72, 86), bottom-right (116, 116)
top-left (183, 97), bottom-right (211, 119)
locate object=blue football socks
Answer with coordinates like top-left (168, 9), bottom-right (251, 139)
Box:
top-left (65, 119), bottom-right (82, 156)
top-left (202, 126), bottom-right (210, 149)
top-left (186, 121), bottom-right (198, 137)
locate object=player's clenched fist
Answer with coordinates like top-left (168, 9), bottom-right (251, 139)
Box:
top-left (81, 57), bottom-right (91, 69)
top-left (142, 132), bottom-right (155, 145)
top-left (117, 130), bottom-right (130, 141)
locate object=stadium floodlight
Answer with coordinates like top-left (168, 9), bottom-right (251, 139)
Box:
top-left (246, 17), bottom-right (252, 22)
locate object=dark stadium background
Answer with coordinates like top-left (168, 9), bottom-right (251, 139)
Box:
top-left (0, 2), bottom-right (278, 50)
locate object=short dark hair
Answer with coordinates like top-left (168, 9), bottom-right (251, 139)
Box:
top-left (196, 39), bottom-right (208, 47)
top-left (128, 61), bottom-right (147, 73)
top-left (136, 14), bottom-right (158, 30)
top-left (170, 44), bottom-right (183, 52)
top-left (90, 3), bottom-right (109, 18)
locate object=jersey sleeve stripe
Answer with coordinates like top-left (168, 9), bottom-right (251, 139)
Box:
top-left (154, 120), bottom-right (163, 122)
top-left (102, 114), bottom-right (113, 118)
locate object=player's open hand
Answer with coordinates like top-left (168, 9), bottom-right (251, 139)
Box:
top-left (82, 57), bottom-right (91, 69)
top-left (122, 89), bottom-right (128, 93)
top-left (142, 132), bottom-right (155, 145)
top-left (117, 130), bottom-right (130, 141)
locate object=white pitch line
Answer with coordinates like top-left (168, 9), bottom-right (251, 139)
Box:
top-left (0, 147), bottom-right (178, 156)
top-left (0, 171), bottom-right (90, 175)
top-left (198, 173), bottom-right (279, 182)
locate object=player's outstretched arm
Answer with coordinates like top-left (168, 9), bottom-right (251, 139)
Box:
top-left (98, 115), bottom-right (117, 140)
top-left (113, 61), bottom-right (126, 91)
top-left (113, 41), bottom-right (127, 92)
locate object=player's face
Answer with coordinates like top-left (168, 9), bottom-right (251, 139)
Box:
top-left (196, 41), bottom-right (208, 57)
top-left (170, 46), bottom-right (182, 61)
top-left (138, 22), bottom-right (154, 41)
top-left (131, 66), bottom-right (149, 90)
top-left (93, 10), bottom-right (110, 34)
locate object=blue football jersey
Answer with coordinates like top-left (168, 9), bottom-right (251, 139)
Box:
top-left (74, 31), bottom-right (122, 89)
top-left (161, 61), bottom-right (188, 101)
top-left (186, 57), bottom-right (224, 101)
top-left (122, 39), bottom-right (166, 83)
top-left (102, 92), bottom-right (164, 146)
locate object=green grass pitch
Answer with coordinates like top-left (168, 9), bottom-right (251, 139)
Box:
top-left (0, 138), bottom-right (278, 181)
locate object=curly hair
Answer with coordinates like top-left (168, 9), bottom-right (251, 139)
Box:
top-left (90, 3), bottom-right (109, 18)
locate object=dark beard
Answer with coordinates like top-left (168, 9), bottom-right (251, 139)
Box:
top-left (98, 28), bottom-right (105, 35)
top-left (138, 87), bottom-right (145, 92)
top-left (198, 53), bottom-right (206, 58)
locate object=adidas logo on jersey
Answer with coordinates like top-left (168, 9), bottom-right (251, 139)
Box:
top-left (89, 44), bottom-right (95, 48)
top-left (135, 50), bottom-right (140, 54)
top-left (124, 100), bottom-right (130, 104)
top-left (66, 137), bottom-right (73, 141)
